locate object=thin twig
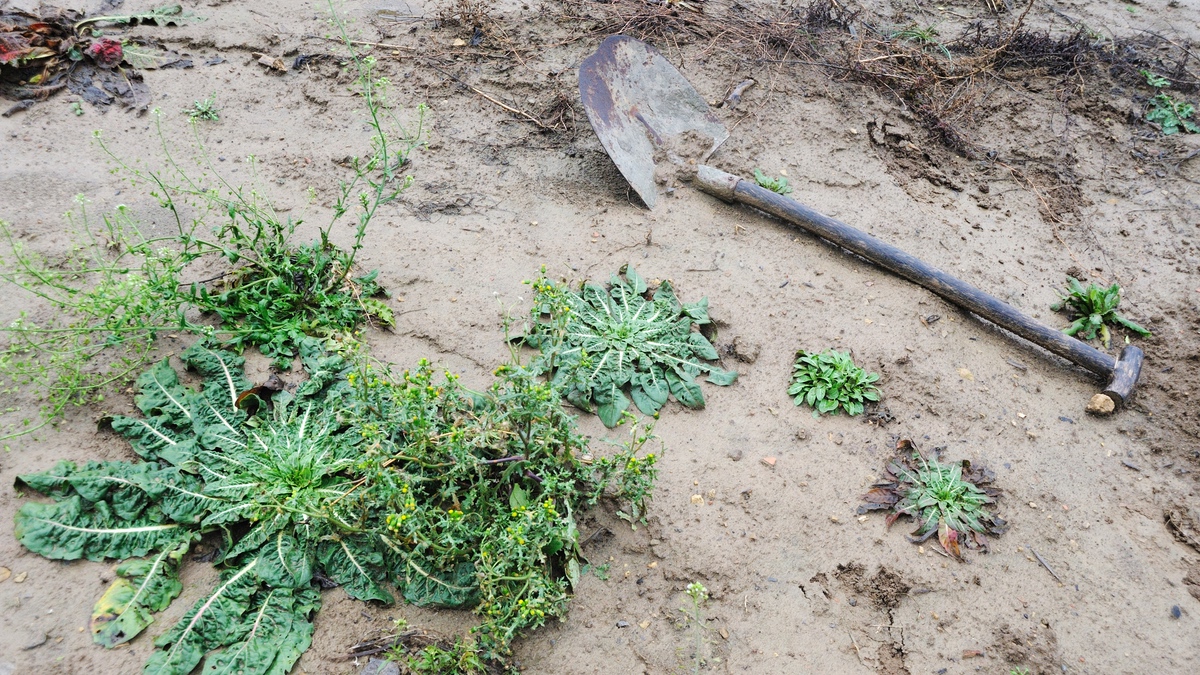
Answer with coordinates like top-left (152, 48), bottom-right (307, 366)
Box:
top-left (432, 66), bottom-right (555, 131)
top-left (1029, 546), bottom-right (1063, 583)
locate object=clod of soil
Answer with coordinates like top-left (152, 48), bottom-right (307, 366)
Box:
top-left (993, 622), bottom-right (1063, 675)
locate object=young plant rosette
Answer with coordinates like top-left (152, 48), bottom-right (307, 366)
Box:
top-left (788, 348), bottom-right (880, 416)
top-left (858, 440), bottom-right (1006, 559)
top-left (523, 265), bottom-right (737, 428)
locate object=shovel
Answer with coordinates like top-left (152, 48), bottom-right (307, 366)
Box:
top-left (578, 35), bottom-right (1142, 412)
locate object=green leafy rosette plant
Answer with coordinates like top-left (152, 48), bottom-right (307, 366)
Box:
top-left (1050, 276), bottom-right (1150, 348)
top-left (14, 340), bottom-right (356, 674)
top-left (13, 338), bottom-right (659, 672)
top-left (859, 440), bottom-right (1006, 560)
top-left (523, 265), bottom-right (737, 428)
top-left (788, 348), bottom-right (880, 416)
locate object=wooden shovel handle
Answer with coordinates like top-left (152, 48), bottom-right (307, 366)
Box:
top-left (694, 165), bottom-right (1121, 380)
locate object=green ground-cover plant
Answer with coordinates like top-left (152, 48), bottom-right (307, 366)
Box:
top-left (183, 93), bottom-right (219, 122)
top-left (0, 16), bottom-right (424, 440)
top-left (859, 440), bottom-right (1005, 560)
top-left (788, 348), bottom-right (879, 416)
top-left (349, 356), bottom-right (658, 662)
top-left (1140, 69), bottom-right (1199, 135)
top-left (752, 168), bottom-right (793, 195)
top-left (1050, 276), bottom-right (1150, 347)
top-left (14, 338), bottom-right (660, 672)
top-left (891, 23), bottom-right (952, 59)
top-left (523, 265), bottom-right (737, 428)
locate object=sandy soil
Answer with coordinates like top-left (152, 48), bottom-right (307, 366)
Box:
top-left (2, 0), bottom-right (1199, 673)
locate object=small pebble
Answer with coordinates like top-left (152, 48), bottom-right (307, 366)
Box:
top-left (1171, 605), bottom-right (1182, 619)
top-left (830, 515), bottom-right (840, 523)
top-left (726, 449), bottom-right (744, 462)
top-left (616, 620), bottom-right (630, 628)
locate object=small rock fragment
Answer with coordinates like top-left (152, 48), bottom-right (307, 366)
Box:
top-left (957, 367), bottom-right (974, 381)
top-left (616, 620), bottom-right (630, 628)
top-left (0, 567), bottom-right (10, 583)
top-left (726, 448), bottom-right (744, 462)
top-left (1171, 605), bottom-right (1182, 619)
top-left (690, 494), bottom-right (704, 505)
top-left (829, 515), bottom-right (840, 523)
top-left (1086, 393), bottom-right (1116, 415)
top-left (639, 620), bottom-right (650, 629)
top-left (22, 633), bottom-right (47, 651)
top-left (760, 456), bottom-right (776, 468)
top-left (253, 53), bottom-right (286, 71)
top-left (13, 572), bottom-right (26, 583)
top-left (719, 627), bottom-right (729, 639)
top-left (359, 657), bottom-right (400, 675)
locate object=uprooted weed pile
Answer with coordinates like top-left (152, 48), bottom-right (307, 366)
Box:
top-left (550, 0), bottom-right (1199, 220)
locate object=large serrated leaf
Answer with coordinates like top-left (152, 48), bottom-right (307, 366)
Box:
top-left (144, 559), bottom-right (261, 675)
top-left (76, 4), bottom-right (202, 34)
top-left (120, 42), bottom-right (188, 69)
top-left (254, 532), bottom-right (314, 590)
top-left (134, 359), bottom-right (195, 425)
top-left (92, 541), bottom-right (189, 648)
top-left (401, 560), bottom-right (479, 608)
top-left (666, 369), bottom-right (705, 409)
top-left (17, 460), bottom-right (160, 521)
top-left (15, 497), bottom-right (192, 561)
top-left (596, 385), bottom-right (630, 428)
top-left (317, 537), bottom-right (392, 603)
top-left (109, 415), bottom-right (198, 466)
top-left (201, 585), bottom-right (320, 675)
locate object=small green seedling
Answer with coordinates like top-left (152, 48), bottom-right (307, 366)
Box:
top-left (183, 93), bottom-right (220, 122)
top-left (1140, 69), bottom-right (1198, 135)
top-left (753, 169), bottom-right (793, 195)
top-left (1141, 69), bottom-right (1171, 89)
top-left (788, 349), bottom-right (879, 416)
top-left (892, 24), bottom-right (951, 59)
top-left (859, 441), bottom-right (1006, 560)
top-left (1146, 93), bottom-right (1198, 135)
top-left (1051, 277), bottom-right (1150, 347)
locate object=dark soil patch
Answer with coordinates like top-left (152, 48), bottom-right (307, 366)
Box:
top-left (834, 561), bottom-right (912, 611)
top-left (994, 622), bottom-right (1063, 675)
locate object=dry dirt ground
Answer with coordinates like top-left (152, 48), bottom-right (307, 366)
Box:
top-left (2, 0), bottom-right (1200, 673)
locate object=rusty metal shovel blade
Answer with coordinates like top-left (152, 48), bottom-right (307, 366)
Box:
top-left (578, 35), bottom-right (728, 209)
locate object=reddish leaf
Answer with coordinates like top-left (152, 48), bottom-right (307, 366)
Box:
top-left (938, 519), bottom-right (962, 559)
top-left (84, 37), bottom-right (122, 68)
top-left (862, 488), bottom-right (900, 505)
top-left (885, 512), bottom-right (901, 529)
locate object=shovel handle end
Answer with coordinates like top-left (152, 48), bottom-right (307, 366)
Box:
top-left (695, 165), bottom-right (740, 203)
top-left (1099, 345), bottom-right (1144, 410)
